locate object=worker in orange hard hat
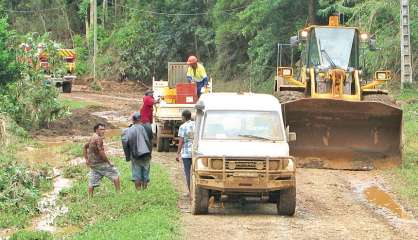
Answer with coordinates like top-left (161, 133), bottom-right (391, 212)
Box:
top-left (186, 55), bottom-right (208, 98)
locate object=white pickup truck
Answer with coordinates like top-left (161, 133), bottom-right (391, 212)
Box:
top-left (191, 93), bottom-right (297, 216)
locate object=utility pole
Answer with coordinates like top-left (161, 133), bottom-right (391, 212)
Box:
top-left (93, 0), bottom-right (98, 84)
top-left (400, 0), bottom-right (413, 88)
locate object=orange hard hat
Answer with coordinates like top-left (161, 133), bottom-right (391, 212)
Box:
top-left (187, 55), bottom-right (198, 65)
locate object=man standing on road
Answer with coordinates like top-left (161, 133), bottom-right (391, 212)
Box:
top-left (186, 55), bottom-right (208, 98)
top-left (176, 110), bottom-right (194, 193)
top-left (122, 112), bottom-right (152, 190)
top-left (140, 89), bottom-right (159, 125)
top-left (84, 123), bottom-right (121, 197)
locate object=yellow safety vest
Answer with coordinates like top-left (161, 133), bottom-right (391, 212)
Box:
top-left (186, 63), bottom-right (207, 82)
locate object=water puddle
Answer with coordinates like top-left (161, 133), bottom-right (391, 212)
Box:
top-left (17, 142), bottom-right (68, 167)
top-left (32, 168), bottom-right (73, 232)
top-left (363, 186), bottom-right (408, 219)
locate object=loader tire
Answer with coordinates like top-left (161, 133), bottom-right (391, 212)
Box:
top-left (277, 186), bottom-right (296, 216)
top-left (363, 94), bottom-right (397, 107)
top-left (275, 91), bottom-right (304, 104)
top-left (62, 82), bottom-right (72, 93)
top-left (191, 174), bottom-right (209, 215)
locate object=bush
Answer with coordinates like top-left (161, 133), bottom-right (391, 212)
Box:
top-left (0, 31), bottom-right (67, 130)
top-left (0, 152), bottom-right (52, 228)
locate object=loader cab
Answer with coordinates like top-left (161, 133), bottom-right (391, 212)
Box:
top-left (304, 26), bottom-right (360, 70)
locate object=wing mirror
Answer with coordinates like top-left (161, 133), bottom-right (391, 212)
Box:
top-left (369, 36), bottom-right (379, 51)
top-left (288, 132), bottom-right (297, 142)
top-left (290, 36), bottom-right (299, 47)
top-left (286, 126), bottom-right (297, 142)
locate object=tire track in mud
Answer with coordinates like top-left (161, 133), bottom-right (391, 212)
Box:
top-left (66, 89), bottom-right (418, 240)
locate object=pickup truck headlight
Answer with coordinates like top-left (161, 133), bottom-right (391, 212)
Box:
top-left (211, 159), bottom-right (223, 170)
top-left (269, 161), bottom-right (279, 170)
top-left (196, 158), bottom-right (208, 169)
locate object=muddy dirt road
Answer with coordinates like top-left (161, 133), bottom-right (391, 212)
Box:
top-left (58, 85), bottom-right (418, 239)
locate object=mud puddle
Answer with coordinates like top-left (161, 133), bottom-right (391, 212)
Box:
top-left (363, 186), bottom-right (408, 219)
top-left (17, 142), bottom-right (69, 167)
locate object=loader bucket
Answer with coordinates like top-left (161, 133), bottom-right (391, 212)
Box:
top-left (283, 98), bottom-right (402, 170)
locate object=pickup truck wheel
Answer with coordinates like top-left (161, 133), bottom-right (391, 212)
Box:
top-left (62, 82), bottom-right (72, 93)
top-left (191, 174), bottom-right (209, 215)
top-left (277, 186), bottom-right (296, 216)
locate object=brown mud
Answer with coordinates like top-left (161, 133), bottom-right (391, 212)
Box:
top-left (2, 82), bottom-right (417, 239)
top-left (364, 186), bottom-right (408, 219)
top-left (33, 106), bottom-right (116, 137)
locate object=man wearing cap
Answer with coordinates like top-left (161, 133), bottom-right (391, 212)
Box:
top-left (186, 55), bottom-right (208, 98)
top-left (122, 112), bottom-right (152, 190)
top-left (140, 89), bottom-right (158, 125)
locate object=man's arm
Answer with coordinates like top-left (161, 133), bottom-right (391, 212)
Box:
top-left (97, 138), bottom-right (112, 166)
top-left (83, 142), bottom-right (90, 166)
top-left (186, 67), bottom-right (193, 83)
top-left (121, 129), bottom-right (131, 161)
top-left (176, 137), bottom-right (184, 162)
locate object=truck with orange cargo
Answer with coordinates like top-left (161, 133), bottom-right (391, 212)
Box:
top-left (152, 62), bottom-right (212, 152)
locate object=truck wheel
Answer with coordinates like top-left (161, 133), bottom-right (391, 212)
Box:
top-left (268, 191), bottom-right (280, 203)
top-left (157, 137), bottom-right (170, 152)
top-left (191, 173), bottom-right (209, 215)
top-left (157, 136), bottom-right (164, 152)
top-left (163, 138), bottom-right (170, 152)
top-left (62, 82), bottom-right (72, 93)
top-left (277, 186), bottom-right (296, 216)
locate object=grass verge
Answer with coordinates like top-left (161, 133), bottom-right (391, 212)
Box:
top-left (56, 156), bottom-right (180, 240)
top-left (392, 86), bottom-right (418, 210)
top-left (59, 98), bottom-right (99, 110)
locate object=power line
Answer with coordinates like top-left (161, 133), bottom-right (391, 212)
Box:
top-left (1, 7), bottom-right (63, 13)
top-left (1, 2), bottom-right (78, 14)
top-left (115, 3), bottom-right (247, 16)
top-left (1, 3), bottom-right (247, 16)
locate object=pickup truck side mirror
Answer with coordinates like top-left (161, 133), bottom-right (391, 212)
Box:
top-left (286, 126), bottom-right (297, 142)
top-left (288, 132), bottom-right (297, 142)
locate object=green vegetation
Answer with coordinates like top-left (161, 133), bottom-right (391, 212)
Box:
top-left (2, 1), bottom-right (416, 89)
top-left (57, 142), bottom-right (84, 159)
top-left (0, 18), bottom-right (67, 130)
top-left (56, 157), bottom-right (180, 239)
top-left (393, 86), bottom-right (418, 206)
top-left (10, 230), bottom-right (53, 240)
top-left (59, 98), bottom-right (98, 110)
top-left (0, 119), bottom-right (52, 228)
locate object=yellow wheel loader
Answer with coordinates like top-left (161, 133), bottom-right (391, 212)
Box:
top-left (275, 16), bottom-right (402, 170)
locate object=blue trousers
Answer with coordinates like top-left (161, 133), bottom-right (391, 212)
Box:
top-left (196, 79), bottom-right (208, 97)
top-left (182, 158), bottom-right (192, 191)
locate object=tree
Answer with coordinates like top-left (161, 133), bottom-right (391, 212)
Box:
top-left (0, 18), bottom-right (19, 86)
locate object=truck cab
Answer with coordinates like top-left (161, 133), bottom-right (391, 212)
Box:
top-left (191, 93), bottom-right (296, 215)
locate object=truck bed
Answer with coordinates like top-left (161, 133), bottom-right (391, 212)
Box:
top-left (154, 103), bottom-right (196, 121)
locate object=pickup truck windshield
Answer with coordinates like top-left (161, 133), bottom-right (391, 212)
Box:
top-left (202, 110), bottom-right (284, 141)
